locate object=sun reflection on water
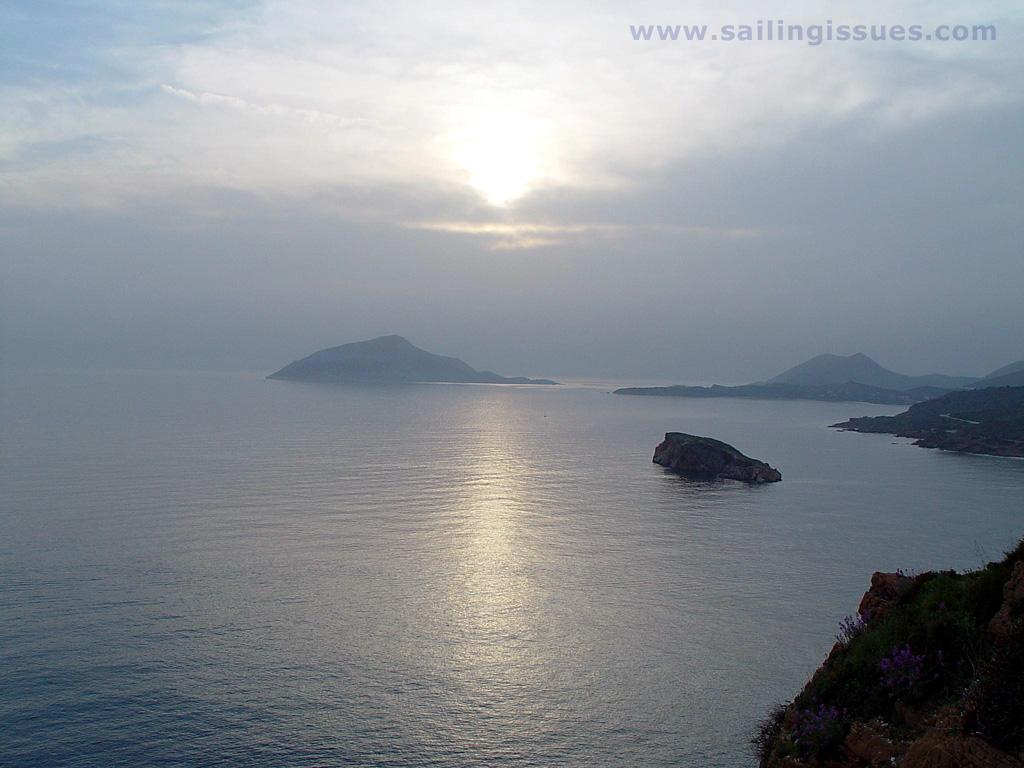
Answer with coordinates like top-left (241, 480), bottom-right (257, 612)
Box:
top-left (437, 399), bottom-right (545, 680)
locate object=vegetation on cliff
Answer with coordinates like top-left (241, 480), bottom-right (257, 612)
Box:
top-left (756, 539), bottom-right (1024, 767)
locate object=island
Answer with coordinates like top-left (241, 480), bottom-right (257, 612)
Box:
top-left (831, 386), bottom-right (1024, 458)
top-left (653, 432), bottom-right (781, 483)
top-left (268, 335), bottom-right (558, 386)
top-left (614, 353), bottom-right (1023, 406)
top-left (616, 381), bottom-right (947, 406)
top-left (755, 538), bottom-right (1024, 767)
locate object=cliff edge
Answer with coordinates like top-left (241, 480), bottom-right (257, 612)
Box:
top-left (756, 540), bottom-right (1024, 767)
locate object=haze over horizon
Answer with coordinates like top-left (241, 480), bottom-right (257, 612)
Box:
top-left (2, 0), bottom-right (1023, 381)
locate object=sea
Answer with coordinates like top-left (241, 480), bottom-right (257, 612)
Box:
top-left (2, 369), bottom-right (1022, 767)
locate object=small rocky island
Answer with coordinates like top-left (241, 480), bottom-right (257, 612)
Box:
top-left (755, 539), bottom-right (1024, 767)
top-left (653, 433), bottom-right (782, 483)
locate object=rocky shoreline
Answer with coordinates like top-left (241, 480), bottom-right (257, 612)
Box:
top-left (832, 386), bottom-right (1024, 458)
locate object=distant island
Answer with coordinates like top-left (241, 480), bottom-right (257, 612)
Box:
top-left (831, 386), bottom-right (1024, 457)
top-left (268, 335), bottom-right (558, 385)
top-left (615, 352), bottom-right (1022, 406)
top-left (615, 381), bottom-right (946, 406)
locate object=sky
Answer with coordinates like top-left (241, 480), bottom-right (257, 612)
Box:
top-left (1, 0), bottom-right (1022, 381)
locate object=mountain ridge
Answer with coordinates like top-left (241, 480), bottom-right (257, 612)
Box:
top-left (768, 352), bottom-right (978, 391)
top-left (614, 352), bottom-right (983, 405)
top-left (975, 369), bottom-right (1024, 388)
top-left (982, 360), bottom-right (1024, 380)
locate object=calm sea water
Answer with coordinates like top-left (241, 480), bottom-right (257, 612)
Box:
top-left (2, 370), bottom-right (1023, 768)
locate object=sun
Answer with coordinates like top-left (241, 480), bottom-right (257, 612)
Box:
top-left (447, 111), bottom-right (552, 206)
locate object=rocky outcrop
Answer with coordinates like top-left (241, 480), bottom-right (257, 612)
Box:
top-left (652, 433), bottom-right (781, 483)
top-left (756, 541), bottom-right (1024, 768)
top-left (990, 562), bottom-right (1024, 638)
top-left (858, 571), bottom-right (915, 622)
top-left (842, 722), bottom-right (900, 766)
top-left (900, 732), bottom-right (1023, 768)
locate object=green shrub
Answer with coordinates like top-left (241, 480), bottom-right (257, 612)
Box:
top-left (751, 703), bottom-right (787, 767)
top-left (764, 539), bottom-right (1024, 762)
top-left (972, 629), bottom-right (1024, 751)
top-left (801, 571), bottom-right (986, 720)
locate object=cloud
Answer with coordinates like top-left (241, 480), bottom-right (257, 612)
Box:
top-left (403, 220), bottom-right (763, 250)
top-left (159, 84), bottom-right (367, 129)
top-left (3, 0), bottom-right (1021, 219)
top-left (2, 0), bottom-right (1024, 380)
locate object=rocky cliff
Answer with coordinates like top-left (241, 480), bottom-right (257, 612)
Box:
top-left (653, 433), bottom-right (781, 483)
top-left (756, 540), bottom-right (1024, 767)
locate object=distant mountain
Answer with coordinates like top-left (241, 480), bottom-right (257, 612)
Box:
top-left (974, 369), bottom-right (1024, 389)
top-left (614, 381), bottom-right (946, 406)
top-left (768, 352), bottom-right (978, 391)
top-left (981, 360), bottom-right (1024, 380)
top-left (831, 385), bottom-right (1024, 457)
top-left (268, 335), bottom-right (558, 385)
top-left (970, 360), bottom-right (1024, 388)
top-left (612, 351), bottom-right (985, 406)
top-left (615, 352), bottom-right (1021, 406)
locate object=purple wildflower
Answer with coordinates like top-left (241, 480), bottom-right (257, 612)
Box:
top-left (792, 703), bottom-right (845, 757)
top-left (836, 611), bottom-right (870, 647)
top-left (879, 644), bottom-right (925, 690)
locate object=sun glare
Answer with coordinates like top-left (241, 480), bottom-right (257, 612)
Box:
top-left (448, 111), bottom-right (552, 206)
